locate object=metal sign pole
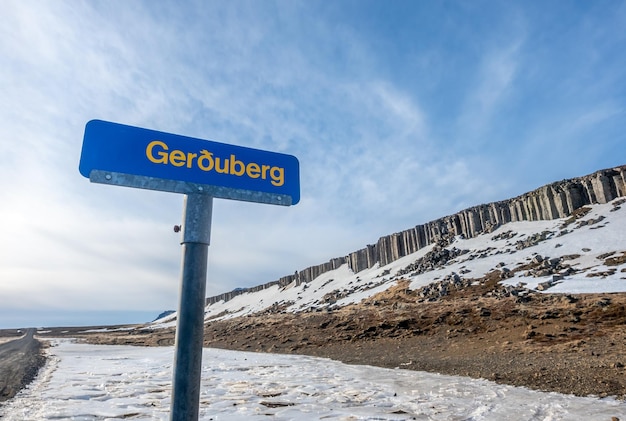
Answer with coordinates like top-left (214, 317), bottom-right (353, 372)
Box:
top-left (170, 194), bottom-right (213, 421)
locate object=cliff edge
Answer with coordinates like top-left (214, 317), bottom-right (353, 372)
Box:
top-left (207, 165), bottom-right (626, 305)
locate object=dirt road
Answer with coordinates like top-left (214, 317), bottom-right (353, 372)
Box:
top-left (0, 329), bottom-right (45, 402)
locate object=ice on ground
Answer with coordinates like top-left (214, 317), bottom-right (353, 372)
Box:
top-left (1, 340), bottom-right (624, 420)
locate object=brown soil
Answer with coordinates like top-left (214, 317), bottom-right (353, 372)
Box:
top-left (58, 279), bottom-right (626, 400)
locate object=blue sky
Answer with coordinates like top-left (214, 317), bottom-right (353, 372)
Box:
top-left (1, 1), bottom-right (624, 329)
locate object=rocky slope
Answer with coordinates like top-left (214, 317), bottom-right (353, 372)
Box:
top-left (206, 165), bottom-right (626, 305)
top-left (43, 165), bottom-right (626, 400)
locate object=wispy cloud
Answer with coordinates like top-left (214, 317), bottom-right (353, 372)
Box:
top-left (457, 37), bottom-right (524, 144)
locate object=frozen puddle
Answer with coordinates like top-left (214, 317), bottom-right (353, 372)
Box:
top-left (1, 339), bottom-right (624, 420)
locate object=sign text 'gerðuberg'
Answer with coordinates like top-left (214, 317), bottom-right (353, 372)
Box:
top-left (79, 120), bottom-right (300, 205)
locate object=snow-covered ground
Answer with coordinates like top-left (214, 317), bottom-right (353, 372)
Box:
top-left (153, 200), bottom-right (626, 328)
top-left (4, 202), bottom-right (624, 419)
top-left (2, 339), bottom-right (625, 420)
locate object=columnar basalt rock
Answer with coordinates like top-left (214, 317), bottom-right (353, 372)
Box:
top-left (206, 165), bottom-right (626, 306)
top-left (347, 245), bottom-right (377, 274)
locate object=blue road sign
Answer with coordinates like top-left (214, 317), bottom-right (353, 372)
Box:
top-left (79, 120), bottom-right (300, 205)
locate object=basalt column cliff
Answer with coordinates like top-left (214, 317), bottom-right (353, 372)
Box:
top-left (206, 165), bottom-right (626, 305)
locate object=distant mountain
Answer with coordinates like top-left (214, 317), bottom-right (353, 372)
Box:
top-left (152, 310), bottom-right (175, 322)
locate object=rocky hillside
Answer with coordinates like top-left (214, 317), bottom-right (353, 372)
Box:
top-left (203, 165), bottom-right (626, 306)
top-left (70, 165), bottom-right (626, 400)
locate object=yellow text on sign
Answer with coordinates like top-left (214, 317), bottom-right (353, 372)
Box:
top-left (145, 140), bottom-right (285, 187)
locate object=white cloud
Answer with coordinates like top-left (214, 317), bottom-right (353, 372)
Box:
top-left (457, 38), bottom-right (523, 141)
top-left (372, 82), bottom-right (427, 139)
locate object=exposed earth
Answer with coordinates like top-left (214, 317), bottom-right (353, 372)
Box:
top-left (31, 277), bottom-right (626, 401)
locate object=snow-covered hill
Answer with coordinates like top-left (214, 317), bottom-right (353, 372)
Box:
top-left (153, 198), bottom-right (626, 328)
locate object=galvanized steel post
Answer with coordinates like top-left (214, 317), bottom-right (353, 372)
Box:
top-left (170, 194), bottom-right (213, 421)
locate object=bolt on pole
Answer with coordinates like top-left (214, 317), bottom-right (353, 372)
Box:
top-left (170, 194), bottom-right (213, 421)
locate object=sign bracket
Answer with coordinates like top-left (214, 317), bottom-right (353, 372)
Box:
top-left (89, 170), bottom-right (293, 205)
